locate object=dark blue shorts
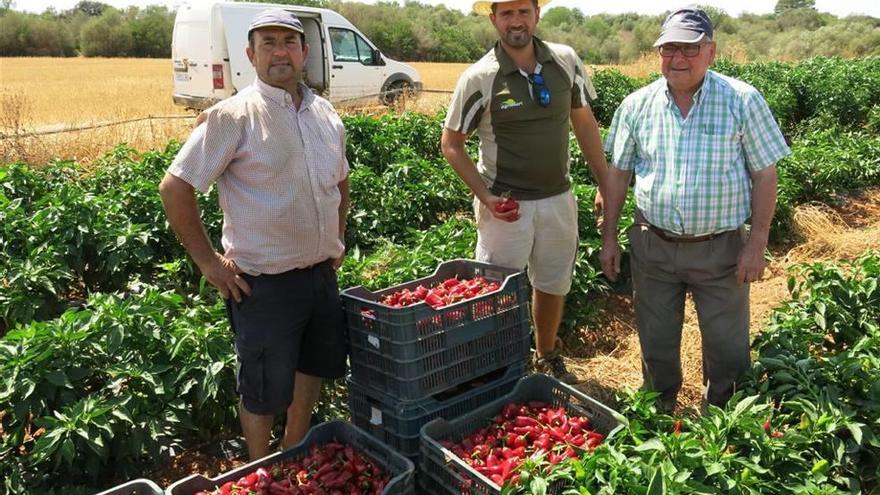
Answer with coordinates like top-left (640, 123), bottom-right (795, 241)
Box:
top-left (225, 260), bottom-right (347, 416)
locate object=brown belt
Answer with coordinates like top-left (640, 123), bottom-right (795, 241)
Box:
top-left (644, 224), bottom-right (728, 243)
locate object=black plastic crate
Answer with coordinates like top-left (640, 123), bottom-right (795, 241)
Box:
top-left (419, 374), bottom-right (624, 495)
top-left (95, 479), bottom-right (162, 495)
top-left (166, 421), bottom-right (415, 495)
top-left (349, 363), bottom-right (526, 459)
top-left (342, 259), bottom-right (531, 400)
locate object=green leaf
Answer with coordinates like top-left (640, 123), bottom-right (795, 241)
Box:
top-left (646, 469), bottom-right (666, 495)
top-left (731, 395), bottom-right (759, 420)
top-left (846, 423), bottom-right (865, 445)
top-left (60, 437), bottom-right (76, 465)
top-left (705, 462), bottom-right (724, 476)
top-left (45, 369), bottom-right (70, 388)
top-left (529, 477), bottom-right (548, 495)
top-left (634, 438), bottom-right (665, 452)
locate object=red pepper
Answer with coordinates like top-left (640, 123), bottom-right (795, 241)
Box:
top-left (514, 416), bottom-right (538, 428)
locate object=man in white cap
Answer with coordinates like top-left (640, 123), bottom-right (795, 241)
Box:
top-left (442, 0), bottom-right (609, 384)
top-left (159, 8), bottom-right (350, 459)
top-left (601, 7), bottom-right (790, 410)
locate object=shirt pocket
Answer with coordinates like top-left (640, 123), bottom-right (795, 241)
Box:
top-left (699, 133), bottom-right (741, 168)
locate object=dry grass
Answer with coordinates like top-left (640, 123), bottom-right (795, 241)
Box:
top-left (0, 57), bottom-right (189, 125)
top-left (786, 193), bottom-right (880, 262)
top-left (0, 57), bottom-right (195, 164)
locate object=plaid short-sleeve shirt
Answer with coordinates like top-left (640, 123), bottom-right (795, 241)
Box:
top-left (168, 78), bottom-right (349, 275)
top-left (604, 70), bottom-right (790, 235)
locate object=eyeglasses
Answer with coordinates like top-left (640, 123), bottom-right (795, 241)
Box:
top-left (528, 72), bottom-right (551, 108)
top-left (658, 44), bottom-right (704, 58)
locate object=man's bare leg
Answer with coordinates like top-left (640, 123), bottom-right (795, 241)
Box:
top-left (281, 372), bottom-right (322, 449)
top-left (532, 289), bottom-right (577, 383)
top-left (239, 401), bottom-right (274, 461)
top-left (533, 288), bottom-right (565, 355)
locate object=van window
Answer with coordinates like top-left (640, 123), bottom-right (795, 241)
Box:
top-left (329, 28), bottom-right (378, 65)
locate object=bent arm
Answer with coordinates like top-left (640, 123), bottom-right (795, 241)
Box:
top-left (441, 128), bottom-right (491, 204)
top-left (158, 173), bottom-right (216, 268)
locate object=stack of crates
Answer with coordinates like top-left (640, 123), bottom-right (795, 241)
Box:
top-left (341, 259), bottom-right (532, 460)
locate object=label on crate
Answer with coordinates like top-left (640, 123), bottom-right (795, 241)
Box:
top-left (370, 406), bottom-right (383, 425)
top-left (367, 334), bottom-right (381, 349)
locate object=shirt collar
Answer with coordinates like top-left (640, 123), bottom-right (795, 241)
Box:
top-left (495, 36), bottom-right (554, 76)
top-left (662, 69), bottom-right (713, 107)
top-left (254, 76), bottom-right (315, 110)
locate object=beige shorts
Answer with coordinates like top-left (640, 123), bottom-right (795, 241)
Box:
top-left (474, 191), bottom-right (578, 296)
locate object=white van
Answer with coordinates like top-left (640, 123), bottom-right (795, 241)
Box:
top-left (171, 1), bottom-right (423, 110)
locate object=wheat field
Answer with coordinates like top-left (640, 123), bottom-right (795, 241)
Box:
top-left (0, 57), bottom-right (655, 164)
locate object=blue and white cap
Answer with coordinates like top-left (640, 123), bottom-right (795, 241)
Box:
top-left (654, 7), bottom-right (713, 47)
top-left (248, 8), bottom-right (305, 36)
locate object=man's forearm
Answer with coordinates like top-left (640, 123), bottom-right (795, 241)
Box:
top-left (748, 166), bottom-right (778, 246)
top-left (601, 168), bottom-right (632, 239)
top-left (159, 173), bottom-right (216, 268)
top-left (338, 177), bottom-right (350, 243)
top-left (442, 140), bottom-right (491, 203)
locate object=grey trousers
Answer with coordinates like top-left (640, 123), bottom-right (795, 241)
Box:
top-left (628, 217), bottom-right (751, 409)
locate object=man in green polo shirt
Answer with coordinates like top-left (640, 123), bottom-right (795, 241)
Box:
top-left (601, 8), bottom-right (791, 409)
top-left (441, 0), bottom-right (608, 384)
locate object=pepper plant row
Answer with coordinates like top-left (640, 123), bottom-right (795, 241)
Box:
top-left (498, 252), bottom-right (880, 494)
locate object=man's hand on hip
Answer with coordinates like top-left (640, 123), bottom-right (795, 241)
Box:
top-left (600, 237), bottom-right (622, 282)
top-left (736, 239), bottom-right (768, 285)
top-left (331, 253), bottom-right (345, 271)
top-left (200, 253), bottom-right (251, 302)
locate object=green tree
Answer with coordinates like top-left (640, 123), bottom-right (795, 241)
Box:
top-left (541, 7), bottom-right (584, 28)
top-left (129, 5), bottom-right (173, 57)
top-left (80, 8), bottom-right (133, 56)
top-left (774, 0), bottom-right (816, 14)
top-left (0, 10), bottom-right (75, 56)
top-left (73, 0), bottom-right (110, 17)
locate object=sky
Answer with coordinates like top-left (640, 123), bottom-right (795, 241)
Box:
top-left (14, 0), bottom-right (880, 18)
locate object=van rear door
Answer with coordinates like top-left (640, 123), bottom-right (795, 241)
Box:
top-left (172, 4), bottom-right (215, 106)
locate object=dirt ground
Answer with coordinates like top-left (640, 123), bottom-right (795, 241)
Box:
top-left (149, 188), bottom-right (880, 484)
top-left (566, 187), bottom-right (880, 412)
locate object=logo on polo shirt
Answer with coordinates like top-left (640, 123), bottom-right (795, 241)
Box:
top-left (500, 98), bottom-right (523, 110)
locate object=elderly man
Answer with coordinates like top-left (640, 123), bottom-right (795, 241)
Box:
top-left (441, 0), bottom-right (608, 384)
top-left (159, 8), bottom-right (349, 459)
top-left (601, 7), bottom-right (790, 410)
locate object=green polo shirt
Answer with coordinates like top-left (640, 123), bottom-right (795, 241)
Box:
top-left (445, 38), bottom-right (596, 200)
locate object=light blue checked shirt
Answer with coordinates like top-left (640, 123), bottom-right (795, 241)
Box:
top-left (605, 70), bottom-right (791, 235)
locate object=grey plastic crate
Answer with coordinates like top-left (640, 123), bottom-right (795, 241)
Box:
top-left (167, 421), bottom-right (414, 495)
top-left (349, 363), bottom-right (526, 459)
top-left (95, 479), bottom-right (162, 495)
top-left (342, 259), bottom-right (531, 401)
top-left (419, 374), bottom-right (624, 495)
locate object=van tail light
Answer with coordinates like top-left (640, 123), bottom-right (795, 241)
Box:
top-left (212, 64), bottom-right (224, 89)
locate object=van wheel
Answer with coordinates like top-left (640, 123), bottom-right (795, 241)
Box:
top-left (381, 80), bottom-right (412, 106)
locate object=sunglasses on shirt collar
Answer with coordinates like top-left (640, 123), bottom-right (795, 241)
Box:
top-left (528, 72), bottom-right (551, 108)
